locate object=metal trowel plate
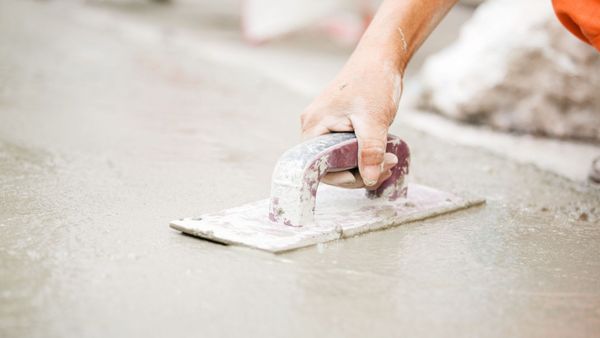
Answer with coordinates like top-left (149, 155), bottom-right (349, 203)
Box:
top-left (170, 184), bottom-right (484, 253)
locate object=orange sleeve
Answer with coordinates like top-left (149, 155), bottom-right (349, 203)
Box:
top-left (552, 0), bottom-right (600, 52)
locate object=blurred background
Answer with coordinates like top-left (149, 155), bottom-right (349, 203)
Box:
top-left (3, 0), bottom-right (596, 178)
top-left (1, 1), bottom-right (600, 337)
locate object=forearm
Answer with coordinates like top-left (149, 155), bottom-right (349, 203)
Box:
top-left (351, 0), bottom-right (458, 74)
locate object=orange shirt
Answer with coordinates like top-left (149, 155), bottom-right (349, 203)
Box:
top-left (553, 0), bottom-right (600, 52)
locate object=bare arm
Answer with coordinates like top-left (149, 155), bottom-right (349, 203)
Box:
top-left (359, 0), bottom-right (458, 73)
top-left (301, 0), bottom-right (458, 188)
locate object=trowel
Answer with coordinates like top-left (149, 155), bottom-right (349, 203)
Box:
top-left (170, 133), bottom-right (484, 253)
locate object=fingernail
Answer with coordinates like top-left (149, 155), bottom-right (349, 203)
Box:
top-left (363, 165), bottom-right (381, 186)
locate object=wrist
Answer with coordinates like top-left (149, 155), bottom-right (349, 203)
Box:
top-left (349, 39), bottom-right (406, 77)
top-left (354, 23), bottom-right (409, 74)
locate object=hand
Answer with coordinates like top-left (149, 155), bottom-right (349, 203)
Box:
top-left (300, 54), bottom-right (403, 190)
top-left (300, 0), bottom-right (457, 189)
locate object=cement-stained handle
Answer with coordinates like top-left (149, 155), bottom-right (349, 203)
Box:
top-left (269, 133), bottom-right (410, 227)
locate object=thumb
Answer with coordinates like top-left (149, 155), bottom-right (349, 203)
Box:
top-left (350, 115), bottom-right (389, 187)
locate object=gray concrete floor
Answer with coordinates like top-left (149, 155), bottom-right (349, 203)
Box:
top-left (1, 1), bottom-right (599, 337)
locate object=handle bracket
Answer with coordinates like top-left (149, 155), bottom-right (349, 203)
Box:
top-left (269, 133), bottom-right (410, 227)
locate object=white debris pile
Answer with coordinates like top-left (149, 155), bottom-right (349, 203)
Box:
top-left (418, 0), bottom-right (600, 141)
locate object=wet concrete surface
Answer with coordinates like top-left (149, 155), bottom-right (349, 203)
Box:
top-left (1, 1), bottom-right (600, 337)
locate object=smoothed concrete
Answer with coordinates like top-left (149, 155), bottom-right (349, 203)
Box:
top-left (1, 1), bottom-right (599, 337)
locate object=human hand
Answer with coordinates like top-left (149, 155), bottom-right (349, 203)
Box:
top-left (300, 0), bottom-right (457, 189)
top-left (300, 54), bottom-right (403, 190)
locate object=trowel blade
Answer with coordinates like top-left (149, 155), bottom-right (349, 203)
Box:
top-left (170, 184), bottom-right (484, 253)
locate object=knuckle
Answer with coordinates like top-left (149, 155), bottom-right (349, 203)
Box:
top-left (300, 112), bottom-right (310, 126)
top-left (372, 107), bottom-right (395, 126)
top-left (360, 139), bottom-right (386, 165)
top-left (300, 111), bottom-right (318, 130)
top-left (354, 105), bottom-right (394, 128)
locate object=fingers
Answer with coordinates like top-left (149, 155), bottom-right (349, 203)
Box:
top-left (365, 168), bottom-right (393, 191)
top-left (382, 152), bottom-right (399, 171)
top-left (300, 119), bottom-right (330, 140)
top-left (365, 152), bottom-right (397, 190)
top-left (321, 171), bottom-right (356, 187)
top-left (323, 170), bottom-right (364, 189)
top-left (321, 152), bottom-right (398, 189)
top-left (350, 115), bottom-right (390, 187)
top-left (300, 110), bottom-right (354, 141)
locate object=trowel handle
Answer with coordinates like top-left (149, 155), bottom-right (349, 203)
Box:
top-left (269, 133), bottom-right (410, 227)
